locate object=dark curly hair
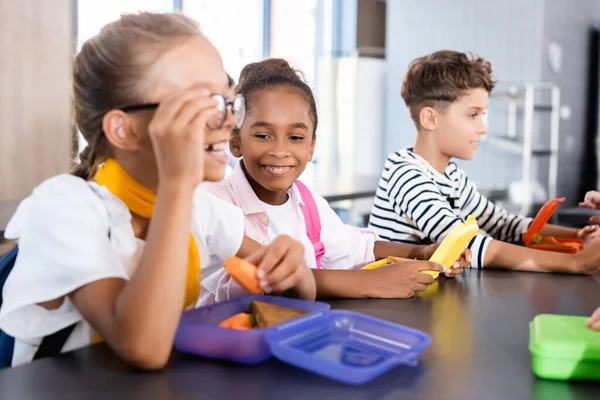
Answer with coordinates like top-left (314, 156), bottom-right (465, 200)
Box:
top-left (235, 58), bottom-right (318, 136)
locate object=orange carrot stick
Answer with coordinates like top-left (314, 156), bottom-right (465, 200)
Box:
top-left (224, 256), bottom-right (262, 294)
top-left (218, 313), bottom-right (255, 330)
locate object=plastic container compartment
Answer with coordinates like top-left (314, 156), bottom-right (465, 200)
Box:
top-left (361, 217), bottom-right (479, 279)
top-left (174, 295), bottom-right (330, 364)
top-left (523, 198), bottom-right (583, 254)
top-left (529, 314), bottom-right (600, 381)
top-left (265, 310), bottom-right (432, 385)
top-left (428, 215), bottom-right (479, 278)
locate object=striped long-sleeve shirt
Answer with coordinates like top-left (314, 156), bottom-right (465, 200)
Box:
top-left (368, 149), bottom-right (532, 269)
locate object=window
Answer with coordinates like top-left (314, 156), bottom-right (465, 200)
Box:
top-left (269, 0), bottom-right (318, 86)
top-left (77, 0), bottom-right (175, 49)
top-left (182, 0), bottom-right (264, 82)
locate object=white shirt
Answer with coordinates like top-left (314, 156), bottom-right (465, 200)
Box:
top-left (0, 174), bottom-right (244, 366)
top-left (261, 196), bottom-right (297, 242)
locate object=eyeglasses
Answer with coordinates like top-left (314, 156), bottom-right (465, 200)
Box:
top-left (120, 93), bottom-right (246, 130)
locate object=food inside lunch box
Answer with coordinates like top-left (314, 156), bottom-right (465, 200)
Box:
top-left (218, 301), bottom-right (307, 330)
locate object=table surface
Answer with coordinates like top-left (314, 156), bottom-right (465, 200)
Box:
top-left (1, 269), bottom-right (599, 400)
top-left (314, 175), bottom-right (381, 203)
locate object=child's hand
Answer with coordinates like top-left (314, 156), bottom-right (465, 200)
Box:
top-left (422, 244), bottom-right (472, 270)
top-left (574, 239), bottom-right (600, 275)
top-left (366, 261), bottom-right (444, 298)
top-left (586, 307), bottom-right (600, 331)
top-left (452, 248), bottom-right (472, 270)
top-left (443, 251), bottom-right (470, 278)
top-left (148, 87), bottom-right (219, 187)
top-left (579, 190), bottom-right (600, 210)
top-left (244, 235), bottom-right (314, 296)
top-left (574, 225), bottom-right (600, 247)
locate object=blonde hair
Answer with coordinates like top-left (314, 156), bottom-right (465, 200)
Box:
top-left (71, 12), bottom-right (203, 180)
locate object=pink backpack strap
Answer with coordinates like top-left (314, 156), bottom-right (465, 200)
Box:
top-left (295, 180), bottom-right (325, 269)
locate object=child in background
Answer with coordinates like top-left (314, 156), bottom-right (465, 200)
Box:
top-left (0, 13), bottom-right (314, 369)
top-left (203, 59), bottom-right (472, 301)
top-left (369, 50), bottom-right (600, 274)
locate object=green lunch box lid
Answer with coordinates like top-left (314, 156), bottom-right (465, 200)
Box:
top-left (529, 314), bottom-right (600, 360)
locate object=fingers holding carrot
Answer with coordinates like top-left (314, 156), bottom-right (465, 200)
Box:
top-left (225, 235), bottom-right (315, 297)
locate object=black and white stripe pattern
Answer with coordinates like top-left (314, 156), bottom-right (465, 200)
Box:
top-left (369, 149), bottom-right (532, 269)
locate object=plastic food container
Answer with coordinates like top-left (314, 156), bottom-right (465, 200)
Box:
top-left (361, 215), bottom-right (479, 279)
top-left (266, 310), bottom-right (431, 385)
top-left (428, 215), bottom-right (479, 277)
top-left (174, 295), bottom-right (329, 364)
top-left (529, 314), bottom-right (600, 381)
top-left (523, 198), bottom-right (583, 254)
top-left (175, 295), bottom-right (432, 385)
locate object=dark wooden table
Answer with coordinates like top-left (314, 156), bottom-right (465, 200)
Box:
top-left (1, 269), bottom-right (599, 400)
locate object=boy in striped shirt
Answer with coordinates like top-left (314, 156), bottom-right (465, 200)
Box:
top-left (369, 50), bottom-right (600, 273)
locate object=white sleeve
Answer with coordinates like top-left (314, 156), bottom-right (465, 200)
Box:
top-left (198, 268), bottom-right (249, 306)
top-left (0, 175), bottom-right (129, 339)
top-left (192, 188), bottom-right (245, 272)
top-left (314, 193), bottom-right (377, 270)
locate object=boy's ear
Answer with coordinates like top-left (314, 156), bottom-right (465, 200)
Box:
top-left (229, 134), bottom-right (242, 158)
top-left (419, 107), bottom-right (437, 131)
top-left (102, 110), bottom-right (140, 151)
